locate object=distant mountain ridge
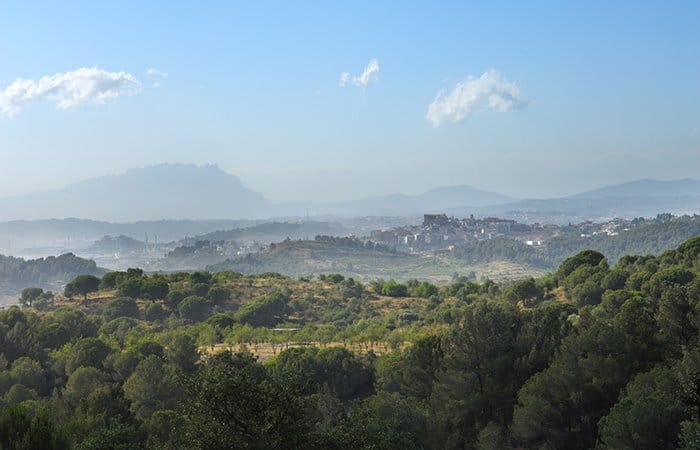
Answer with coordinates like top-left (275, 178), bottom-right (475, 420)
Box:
top-left (0, 163), bottom-right (698, 222)
top-left (305, 185), bottom-right (514, 216)
top-left (571, 179), bottom-right (700, 199)
top-left (0, 164), bottom-right (272, 222)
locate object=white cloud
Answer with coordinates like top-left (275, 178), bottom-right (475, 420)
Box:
top-left (339, 59), bottom-right (380, 89)
top-left (146, 68), bottom-right (167, 88)
top-left (426, 69), bottom-right (527, 127)
top-left (146, 68), bottom-right (167, 78)
top-left (0, 67), bottom-right (140, 117)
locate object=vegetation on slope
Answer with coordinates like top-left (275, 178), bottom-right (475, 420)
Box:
top-left (0, 236), bottom-right (699, 448)
top-left (0, 253), bottom-right (104, 290)
top-left (208, 235), bottom-right (544, 282)
top-left (454, 214), bottom-right (700, 269)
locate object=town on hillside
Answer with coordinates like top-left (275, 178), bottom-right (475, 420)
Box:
top-left (370, 213), bottom-right (641, 253)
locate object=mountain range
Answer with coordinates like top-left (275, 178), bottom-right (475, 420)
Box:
top-left (0, 164), bottom-right (698, 222)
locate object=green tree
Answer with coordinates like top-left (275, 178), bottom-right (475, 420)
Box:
top-left (9, 358), bottom-right (46, 395)
top-left (206, 286), bottom-right (230, 304)
top-left (166, 333), bottom-right (199, 373)
top-left (3, 384), bottom-right (38, 404)
top-left (235, 292), bottom-right (287, 327)
top-left (116, 278), bottom-right (143, 299)
top-left (0, 404), bottom-right (67, 450)
top-left (65, 275), bottom-right (101, 301)
top-left (340, 392), bottom-right (427, 449)
top-left (505, 278), bottom-right (542, 307)
top-left (178, 296), bottom-right (209, 322)
top-left (103, 297), bottom-right (139, 322)
top-left (144, 303), bottom-right (167, 322)
top-left (430, 299), bottom-right (521, 448)
top-left (380, 280), bottom-right (408, 297)
top-left (183, 351), bottom-right (312, 449)
top-left (598, 367), bottom-right (686, 450)
top-left (123, 355), bottom-right (183, 420)
top-left (141, 277), bottom-right (169, 301)
top-left (65, 338), bottom-right (112, 375)
top-left (64, 367), bottom-right (107, 407)
top-left (19, 288), bottom-right (43, 308)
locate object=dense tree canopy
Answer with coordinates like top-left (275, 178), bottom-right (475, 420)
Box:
top-left (0, 236), bottom-right (698, 448)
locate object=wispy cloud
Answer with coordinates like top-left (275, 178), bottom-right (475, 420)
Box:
top-left (146, 68), bottom-right (167, 78)
top-left (146, 68), bottom-right (168, 88)
top-left (426, 70), bottom-right (527, 127)
top-left (339, 59), bottom-right (380, 89)
top-left (0, 67), bottom-right (140, 117)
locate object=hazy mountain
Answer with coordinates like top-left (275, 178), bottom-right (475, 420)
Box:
top-left (0, 163), bottom-right (698, 226)
top-left (571, 179), bottom-right (700, 199)
top-left (300, 185), bottom-right (514, 216)
top-left (0, 164), bottom-right (272, 222)
top-left (460, 179), bottom-right (700, 223)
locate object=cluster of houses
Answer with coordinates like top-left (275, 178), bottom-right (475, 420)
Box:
top-left (369, 213), bottom-right (634, 252)
top-left (370, 214), bottom-right (542, 249)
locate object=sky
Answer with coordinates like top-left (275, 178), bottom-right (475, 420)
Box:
top-left (0, 1), bottom-right (699, 202)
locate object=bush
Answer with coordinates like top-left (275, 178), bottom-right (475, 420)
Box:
top-left (99, 272), bottom-right (125, 290)
top-left (235, 292), bottom-right (288, 327)
top-left (380, 280), bottom-right (408, 297)
top-left (178, 296), bottom-right (209, 322)
top-left (103, 297), bottom-right (139, 322)
top-left (207, 286), bottom-right (230, 304)
top-left (164, 289), bottom-right (191, 310)
top-left (407, 280), bottom-right (438, 298)
top-left (190, 271), bottom-right (213, 285)
top-left (144, 303), bottom-right (168, 322)
top-left (117, 278), bottom-right (143, 299)
top-left (141, 277), bottom-right (170, 301)
top-left (65, 275), bottom-right (101, 300)
top-left (192, 283), bottom-right (211, 297)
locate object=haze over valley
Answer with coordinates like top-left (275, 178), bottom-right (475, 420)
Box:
top-left (1, 2), bottom-right (700, 449)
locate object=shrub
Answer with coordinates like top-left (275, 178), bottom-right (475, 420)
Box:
top-left (178, 296), bottom-right (209, 322)
top-left (103, 297), bottom-right (139, 322)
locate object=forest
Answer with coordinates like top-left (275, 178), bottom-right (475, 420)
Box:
top-left (0, 236), bottom-right (699, 449)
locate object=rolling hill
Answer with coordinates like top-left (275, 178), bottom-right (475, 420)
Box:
top-left (207, 236), bottom-right (544, 282)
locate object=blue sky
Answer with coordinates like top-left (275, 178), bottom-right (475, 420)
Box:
top-left (0, 1), bottom-right (698, 202)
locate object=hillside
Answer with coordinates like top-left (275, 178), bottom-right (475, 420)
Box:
top-left (453, 214), bottom-right (700, 269)
top-left (0, 252), bottom-right (104, 292)
top-left (149, 240), bottom-right (241, 272)
top-left (4, 236), bottom-right (700, 448)
top-left (182, 221), bottom-right (353, 246)
top-left (208, 236), bottom-right (543, 281)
